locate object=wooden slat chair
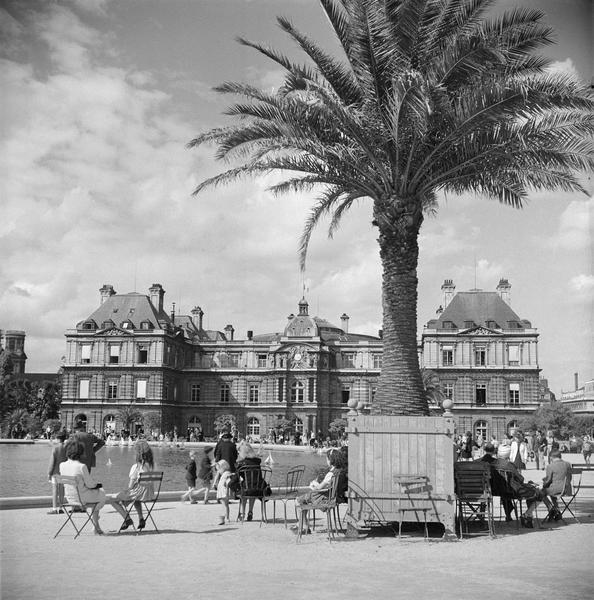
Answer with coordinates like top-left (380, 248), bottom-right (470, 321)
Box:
top-left (236, 465), bottom-right (272, 526)
top-left (454, 462), bottom-right (495, 538)
top-left (295, 470), bottom-right (342, 543)
top-left (272, 465), bottom-right (305, 527)
top-left (119, 471), bottom-right (164, 534)
top-left (393, 474), bottom-right (430, 540)
top-left (52, 475), bottom-right (101, 539)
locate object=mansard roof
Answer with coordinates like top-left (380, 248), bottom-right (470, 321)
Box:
top-left (426, 290), bottom-right (531, 330)
top-left (80, 292), bottom-right (172, 331)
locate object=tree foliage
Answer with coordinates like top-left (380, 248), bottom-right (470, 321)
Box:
top-left (117, 405), bottom-right (143, 430)
top-left (213, 413), bottom-right (237, 434)
top-left (519, 402), bottom-right (576, 438)
top-left (189, 0), bottom-right (594, 416)
top-left (329, 418), bottom-right (348, 437)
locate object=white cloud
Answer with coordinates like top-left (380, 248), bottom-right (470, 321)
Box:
top-left (547, 58), bottom-right (580, 79)
top-left (569, 274), bottom-right (594, 293)
top-left (549, 196), bottom-right (593, 251)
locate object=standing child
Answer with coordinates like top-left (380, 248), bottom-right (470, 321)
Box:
top-left (181, 451), bottom-right (198, 503)
top-left (47, 430), bottom-right (68, 514)
top-left (194, 446), bottom-right (214, 504)
top-left (215, 459), bottom-right (232, 524)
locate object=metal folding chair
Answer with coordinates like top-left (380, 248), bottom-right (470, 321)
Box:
top-left (295, 469), bottom-right (342, 543)
top-left (236, 465), bottom-right (272, 526)
top-left (119, 471), bottom-right (164, 534)
top-left (272, 465), bottom-right (305, 527)
top-left (556, 468), bottom-right (582, 524)
top-left (52, 475), bottom-right (101, 539)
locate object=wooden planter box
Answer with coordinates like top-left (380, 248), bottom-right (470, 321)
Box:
top-left (346, 414), bottom-right (456, 538)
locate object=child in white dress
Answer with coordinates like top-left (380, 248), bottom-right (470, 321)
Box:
top-left (215, 460), bottom-right (232, 524)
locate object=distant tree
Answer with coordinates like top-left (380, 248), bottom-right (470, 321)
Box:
top-left (117, 405), bottom-right (143, 432)
top-left (213, 413), bottom-right (237, 434)
top-left (573, 415), bottom-right (594, 437)
top-left (43, 418), bottom-right (63, 436)
top-left (520, 403), bottom-right (576, 438)
top-left (143, 412), bottom-right (162, 438)
top-left (274, 417), bottom-right (294, 436)
top-left (329, 418), bottom-right (348, 438)
top-left (1, 408), bottom-right (31, 438)
top-left (422, 369), bottom-right (444, 407)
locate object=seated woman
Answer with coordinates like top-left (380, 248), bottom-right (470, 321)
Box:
top-left (294, 449), bottom-right (342, 533)
top-left (113, 440), bottom-right (157, 531)
top-left (59, 439), bottom-right (108, 535)
top-left (235, 441), bottom-right (270, 521)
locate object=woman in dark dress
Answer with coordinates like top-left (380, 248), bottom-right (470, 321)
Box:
top-left (235, 442), bottom-right (270, 521)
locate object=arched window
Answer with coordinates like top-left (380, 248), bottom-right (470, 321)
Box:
top-left (247, 417), bottom-right (260, 437)
top-left (103, 414), bottom-right (115, 432)
top-left (188, 416), bottom-right (201, 428)
top-left (291, 381), bottom-right (305, 403)
top-left (293, 417), bottom-right (304, 434)
top-left (74, 414), bottom-right (87, 430)
top-left (474, 420), bottom-right (488, 441)
top-left (507, 420), bottom-right (519, 435)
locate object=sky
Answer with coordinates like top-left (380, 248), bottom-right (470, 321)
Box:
top-left (1, 0), bottom-right (592, 396)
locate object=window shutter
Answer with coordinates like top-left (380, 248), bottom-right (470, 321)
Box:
top-left (137, 380), bottom-right (147, 398)
top-left (81, 344), bottom-right (91, 360)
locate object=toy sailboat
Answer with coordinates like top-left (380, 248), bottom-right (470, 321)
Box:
top-left (106, 458), bottom-right (113, 467)
top-left (264, 451), bottom-right (274, 466)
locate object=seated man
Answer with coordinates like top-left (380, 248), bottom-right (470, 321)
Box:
top-left (540, 449), bottom-right (572, 521)
top-left (476, 443), bottom-right (542, 525)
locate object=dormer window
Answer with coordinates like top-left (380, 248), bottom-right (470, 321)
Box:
top-left (442, 321), bottom-right (456, 329)
top-left (81, 320), bottom-right (97, 330)
top-left (140, 320), bottom-right (153, 330)
top-left (101, 319), bottom-right (115, 329)
top-left (120, 320), bottom-right (134, 329)
top-left (464, 320), bottom-right (475, 329)
top-left (486, 320), bottom-right (498, 329)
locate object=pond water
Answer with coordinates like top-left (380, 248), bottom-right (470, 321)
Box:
top-left (0, 443), bottom-right (328, 498)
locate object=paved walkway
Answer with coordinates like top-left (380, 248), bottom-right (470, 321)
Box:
top-left (2, 488), bottom-right (594, 600)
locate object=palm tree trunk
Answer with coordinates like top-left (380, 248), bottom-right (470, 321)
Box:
top-left (371, 200), bottom-right (428, 415)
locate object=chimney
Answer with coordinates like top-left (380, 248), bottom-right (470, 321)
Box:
top-left (441, 279), bottom-right (456, 308)
top-left (378, 329), bottom-right (383, 339)
top-left (575, 373), bottom-right (579, 391)
top-left (496, 278), bottom-right (511, 305)
top-left (149, 283), bottom-right (165, 313)
top-left (247, 330), bottom-right (253, 340)
top-left (340, 313), bottom-right (349, 333)
top-left (191, 306), bottom-right (204, 329)
top-left (171, 302), bottom-right (176, 324)
top-left (99, 284), bottom-right (116, 304)
top-left (224, 324), bottom-right (234, 341)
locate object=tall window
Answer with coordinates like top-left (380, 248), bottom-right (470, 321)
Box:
top-left (341, 385), bottom-right (351, 405)
top-left (372, 354), bottom-right (382, 369)
top-left (190, 383), bottom-right (200, 403)
top-left (247, 417), bottom-right (260, 437)
top-left (107, 381), bottom-right (118, 400)
top-left (443, 383), bottom-right (454, 400)
top-left (293, 417), bottom-right (304, 434)
top-left (508, 345), bottom-right (519, 365)
top-left (220, 383), bottom-right (230, 403)
top-left (475, 383), bottom-right (487, 406)
top-left (249, 384), bottom-right (259, 404)
top-left (81, 344), bottom-right (91, 364)
top-left (474, 348), bottom-right (486, 366)
top-left (228, 353), bottom-right (240, 367)
top-left (291, 381), bottom-right (304, 403)
top-left (509, 383), bottom-right (520, 405)
top-left (109, 345), bottom-right (120, 364)
top-left (136, 380), bottom-right (147, 400)
top-left (342, 352), bottom-right (355, 368)
top-left (442, 346), bottom-right (454, 366)
top-left (257, 354), bottom-right (267, 368)
top-left (79, 379), bottom-right (90, 400)
top-left (137, 345), bottom-right (148, 364)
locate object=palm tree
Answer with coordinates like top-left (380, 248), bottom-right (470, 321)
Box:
top-left (189, 0), bottom-right (594, 415)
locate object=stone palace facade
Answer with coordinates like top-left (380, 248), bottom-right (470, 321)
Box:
top-left (60, 279), bottom-right (542, 440)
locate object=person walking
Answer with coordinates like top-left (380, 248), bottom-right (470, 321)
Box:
top-left (181, 451), bottom-right (198, 503)
top-left (47, 430), bottom-right (68, 514)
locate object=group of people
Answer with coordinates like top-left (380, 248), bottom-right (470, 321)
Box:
top-left (47, 421), bottom-right (156, 534)
top-left (475, 436), bottom-right (574, 528)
